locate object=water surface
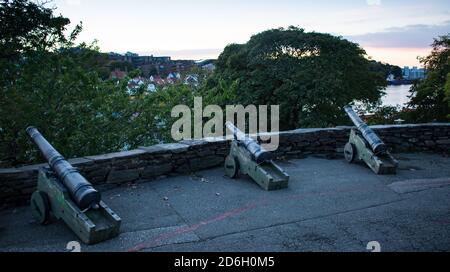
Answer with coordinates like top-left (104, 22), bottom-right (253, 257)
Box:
top-left (381, 84), bottom-right (412, 108)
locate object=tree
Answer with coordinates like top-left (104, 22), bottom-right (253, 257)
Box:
top-left (445, 73), bottom-right (450, 115)
top-left (151, 84), bottom-right (199, 141)
top-left (201, 26), bottom-right (386, 129)
top-left (0, 0), bottom-right (78, 59)
top-left (408, 35), bottom-right (450, 122)
top-left (368, 60), bottom-right (402, 79)
top-left (0, 0), bottom-right (160, 166)
top-left (366, 105), bottom-right (405, 125)
top-left (391, 66), bottom-right (403, 79)
top-left (0, 43), bottom-right (161, 165)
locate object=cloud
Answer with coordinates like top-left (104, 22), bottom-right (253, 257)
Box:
top-left (366, 0), bottom-right (381, 6)
top-left (348, 20), bottom-right (450, 48)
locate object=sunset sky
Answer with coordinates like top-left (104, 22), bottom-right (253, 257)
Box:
top-left (53, 0), bottom-right (450, 67)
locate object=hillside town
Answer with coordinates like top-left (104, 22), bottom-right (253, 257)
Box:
top-left (107, 52), bottom-right (215, 92)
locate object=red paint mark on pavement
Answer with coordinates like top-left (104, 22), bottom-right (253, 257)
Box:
top-left (127, 204), bottom-right (257, 252)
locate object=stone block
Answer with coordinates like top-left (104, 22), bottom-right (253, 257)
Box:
top-left (67, 157), bottom-right (94, 167)
top-left (425, 140), bottom-right (435, 147)
top-left (138, 145), bottom-right (169, 155)
top-left (106, 169), bottom-right (140, 184)
top-left (85, 149), bottom-right (146, 163)
top-left (157, 143), bottom-right (190, 154)
top-left (190, 155), bottom-right (224, 171)
top-left (179, 139), bottom-right (209, 149)
top-left (436, 139), bottom-right (450, 145)
top-left (141, 163), bottom-right (173, 179)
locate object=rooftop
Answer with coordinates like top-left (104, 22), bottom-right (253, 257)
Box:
top-left (1, 152), bottom-right (450, 252)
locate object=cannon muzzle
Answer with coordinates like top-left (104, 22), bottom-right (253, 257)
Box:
top-left (26, 126), bottom-right (101, 210)
top-left (225, 121), bottom-right (273, 163)
top-left (344, 106), bottom-right (387, 154)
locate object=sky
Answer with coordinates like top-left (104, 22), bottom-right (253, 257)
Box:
top-left (53, 0), bottom-right (450, 67)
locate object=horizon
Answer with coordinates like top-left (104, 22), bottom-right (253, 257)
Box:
top-left (52, 0), bottom-right (450, 67)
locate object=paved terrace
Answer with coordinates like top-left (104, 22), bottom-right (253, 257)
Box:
top-left (1, 152), bottom-right (450, 252)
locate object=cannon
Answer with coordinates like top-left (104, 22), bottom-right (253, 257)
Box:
top-left (27, 127), bottom-right (121, 244)
top-left (224, 122), bottom-right (289, 190)
top-left (343, 106), bottom-right (398, 175)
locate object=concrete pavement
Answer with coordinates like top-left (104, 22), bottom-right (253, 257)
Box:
top-left (1, 152), bottom-right (449, 252)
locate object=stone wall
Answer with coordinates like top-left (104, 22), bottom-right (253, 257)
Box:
top-left (1, 123), bottom-right (449, 208)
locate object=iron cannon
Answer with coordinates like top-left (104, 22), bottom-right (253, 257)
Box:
top-left (224, 121), bottom-right (289, 190)
top-left (343, 106), bottom-right (398, 175)
top-left (26, 127), bottom-right (121, 244)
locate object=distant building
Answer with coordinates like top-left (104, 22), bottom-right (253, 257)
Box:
top-left (110, 69), bottom-right (127, 80)
top-left (201, 63), bottom-right (216, 72)
top-left (167, 72), bottom-right (181, 80)
top-left (107, 52), bottom-right (213, 80)
top-left (123, 53), bottom-right (171, 67)
top-left (128, 76), bottom-right (144, 86)
top-left (125, 52), bottom-right (139, 57)
top-left (184, 74), bottom-right (199, 87)
top-left (402, 66), bottom-right (426, 80)
top-left (195, 59), bottom-right (216, 72)
top-left (108, 52), bottom-right (124, 61)
top-left (147, 83), bottom-right (156, 92)
top-left (386, 74), bottom-right (395, 82)
top-left (150, 75), bottom-right (165, 85)
top-left (403, 66), bottom-right (410, 79)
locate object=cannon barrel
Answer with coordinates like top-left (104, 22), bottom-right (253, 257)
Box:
top-left (26, 127), bottom-right (101, 210)
top-left (225, 121), bottom-right (273, 163)
top-left (344, 106), bottom-right (387, 154)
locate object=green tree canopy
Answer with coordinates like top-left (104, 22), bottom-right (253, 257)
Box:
top-left (0, 0), bottom-right (160, 166)
top-left (408, 34), bottom-right (450, 122)
top-left (368, 60), bottom-right (402, 79)
top-left (0, 0), bottom-right (78, 59)
top-left (201, 26), bottom-right (386, 129)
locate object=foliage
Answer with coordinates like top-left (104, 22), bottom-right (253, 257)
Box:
top-left (0, 0), bottom-right (78, 58)
top-left (407, 34), bottom-right (450, 122)
top-left (445, 73), bottom-right (450, 116)
top-left (366, 105), bottom-right (406, 125)
top-left (151, 84), bottom-right (198, 142)
top-left (369, 60), bottom-right (403, 79)
top-left (0, 45), bottom-right (163, 165)
top-left (0, 0), bottom-right (161, 166)
top-left (201, 26), bottom-right (386, 130)
top-left (391, 66), bottom-right (403, 79)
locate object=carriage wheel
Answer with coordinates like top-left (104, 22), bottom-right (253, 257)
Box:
top-left (224, 155), bottom-right (239, 179)
top-left (344, 142), bottom-right (356, 163)
top-left (30, 191), bottom-right (50, 224)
